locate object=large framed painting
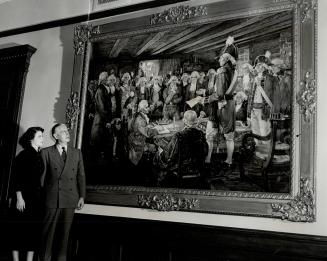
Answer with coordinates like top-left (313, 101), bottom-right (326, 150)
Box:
top-left (68, 0), bottom-right (317, 221)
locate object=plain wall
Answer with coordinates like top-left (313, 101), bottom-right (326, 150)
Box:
top-left (0, 25), bottom-right (77, 147)
top-left (0, 0), bottom-right (89, 32)
top-left (0, 0), bottom-right (326, 236)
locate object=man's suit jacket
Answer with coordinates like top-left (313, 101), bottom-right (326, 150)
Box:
top-left (40, 145), bottom-right (86, 208)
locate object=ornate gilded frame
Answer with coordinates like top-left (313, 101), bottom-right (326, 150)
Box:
top-left (68, 0), bottom-right (317, 221)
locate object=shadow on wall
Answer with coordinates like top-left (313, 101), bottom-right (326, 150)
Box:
top-left (53, 25), bottom-right (76, 126)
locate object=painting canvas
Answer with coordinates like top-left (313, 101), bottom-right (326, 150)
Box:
top-left (70, 0), bottom-right (317, 220)
top-left (82, 10), bottom-right (292, 191)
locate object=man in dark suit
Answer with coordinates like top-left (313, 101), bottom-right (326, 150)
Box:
top-left (39, 123), bottom-right (86, 261)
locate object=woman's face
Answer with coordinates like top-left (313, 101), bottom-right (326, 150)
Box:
top-left (31, 131), bottom-right (44, 148)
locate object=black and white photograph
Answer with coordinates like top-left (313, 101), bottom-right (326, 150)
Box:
top-left (0, 0), bottom-right (324, 260)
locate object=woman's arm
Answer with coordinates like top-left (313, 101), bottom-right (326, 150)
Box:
top-left (12, 152), bottom-right (26, 211)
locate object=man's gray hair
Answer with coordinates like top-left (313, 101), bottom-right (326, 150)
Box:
top-left (183, 110), bottom-right (198, 127)
top-left (138, 100), bottom-right (148, 112)
top-left (98, 71), bottom-right (108, 84)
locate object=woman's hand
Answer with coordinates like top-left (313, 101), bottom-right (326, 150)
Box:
top-left (16, 193), bottom-right (25, 212)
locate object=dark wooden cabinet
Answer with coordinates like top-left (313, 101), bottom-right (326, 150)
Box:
top-left (0, 45), bottom-right (36, 207)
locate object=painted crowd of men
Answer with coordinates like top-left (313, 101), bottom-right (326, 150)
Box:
top-left (85, 36), bottom-right (292, 177)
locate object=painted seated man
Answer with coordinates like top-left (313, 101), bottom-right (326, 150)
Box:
top-left (128, 100), bottom-right (159, 185)
top-left (128, 100), bottom-right (158, 166)
top-left (155, 110), bottom-right (208, 186)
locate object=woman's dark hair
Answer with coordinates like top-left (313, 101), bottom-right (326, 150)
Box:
top-left (19, 126), bottom-right (44, 149)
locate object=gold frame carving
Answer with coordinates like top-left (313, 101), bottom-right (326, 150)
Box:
top-left (297, 71), bottom-right (316, 122)
top-left (66, 91), bottom-right (80, 130)
top-left (271, 178), bottom-right (315, 222)
top-left (150, 5), bottom-right (208, 25)
top-left (138, 194), bottom-right (199, 211)
top-left (73, 24), bottom-right (100, 55)
top-left (290, 0), bottom-right (317, 23)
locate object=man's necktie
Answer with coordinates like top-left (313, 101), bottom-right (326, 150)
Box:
top-left (61, 147), bottom-right (67, 162)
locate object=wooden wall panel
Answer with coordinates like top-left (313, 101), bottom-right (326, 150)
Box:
top-left (69, 214), bottom-right (327, 261)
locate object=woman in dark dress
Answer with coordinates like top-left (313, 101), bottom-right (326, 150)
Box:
top-left (10, 127), bottom-right (44, 261)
